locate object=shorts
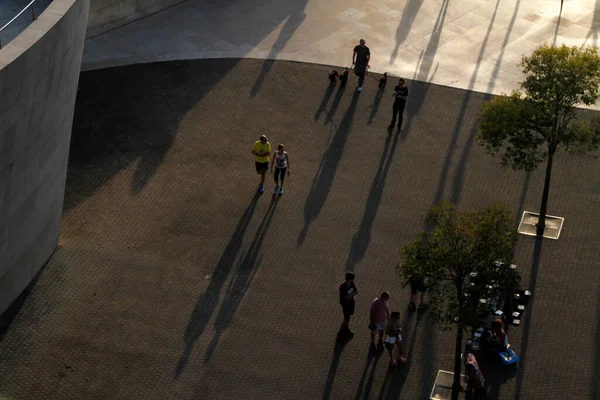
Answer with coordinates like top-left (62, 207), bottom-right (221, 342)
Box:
top-left (274, 167), bottom-right (287, 181)
top-left (384, 334), bottom-right (402, 349)
top-left (255, 161), bottom-right (269, 172)
top-left (342, 304), bottom-right (355, 322)
top-left (410, 279), bottom-right (427, 295)
top-left (369, 320), bottom-right (387, 333)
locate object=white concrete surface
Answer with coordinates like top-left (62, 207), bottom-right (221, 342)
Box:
top-left (0, 0), bottom-right (89, 315)
top-left (82, 0), bottom-right (600, 98)
top-left (87, 0), bottom-right (186, 37)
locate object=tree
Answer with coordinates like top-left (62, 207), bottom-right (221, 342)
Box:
top-left (478, 44), bottom-right (600, 236)
top-left (396, 202), bottom-right (520, 400)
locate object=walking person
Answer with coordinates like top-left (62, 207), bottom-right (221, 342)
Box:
top-left (389, 78), bottom-right (409, 131)
top-left (270, 143), bottom-right (290, 195)
top-left (384, 311), bottom-right (407, 365)
top-left (252, 135), bottom-right (271, 193)
top-left (464, 353), bottom-right (486, 400)
top-left (352, 39), bottom-right (370, 92)
top-left (369, 291), bottom-right (390, 348)
top-left (339, 272), bottom-right (358, 336)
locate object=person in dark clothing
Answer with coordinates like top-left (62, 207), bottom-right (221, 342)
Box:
top-left (339, 272), bottom-right (358, 334)
top-left (389, 78), bottom-right (409, 130)
top-left (352, 39), bottom-right (370, 91)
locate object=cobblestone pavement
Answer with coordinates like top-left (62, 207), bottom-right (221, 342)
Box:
top-left (1, 59), bottom-right (600, 399)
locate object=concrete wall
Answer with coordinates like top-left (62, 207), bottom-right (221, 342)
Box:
top-left (87, 0), bottom-right (185, 37)
top-left (0, 0), bottom-right (89, 315)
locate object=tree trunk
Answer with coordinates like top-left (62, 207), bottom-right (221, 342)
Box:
top-left (451, 326), bottom-right (464, 400)
top-left (537, 142), bottom-right (557, 236)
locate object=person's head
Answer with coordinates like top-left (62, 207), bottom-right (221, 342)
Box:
top-left (277, 143), bottom-right (285, 151)
top-left (359, 38), bottom-right (366, 46)
top-left (398, 78), bottom-right (405, 86)
top-left (380, 291), bottom-right (390, 302)
top-left (491, 319), bottom-right (504, 333)
top-left (390, 311), bottom-right (400, 320)
top-left (260, 135), bottom-right (268, 144)
top-left (345, 272), bottom-right (355, 282)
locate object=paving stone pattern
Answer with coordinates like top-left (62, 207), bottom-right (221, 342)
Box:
top-left (1, 59), bottom-right (600, 399)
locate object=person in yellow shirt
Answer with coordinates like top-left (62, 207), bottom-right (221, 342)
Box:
top-left (252, 135), bottom-right (271, 193)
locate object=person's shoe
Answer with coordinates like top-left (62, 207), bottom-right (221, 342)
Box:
top-left (388, 124), bottom-right (394, 129)
top-left (258, 185), bottom-right (265, 193)
top-left (279, 187), bottom-right (284, 195)
top-left (273, 185), bottom-right (279, 194)
top-left (409, 301), bottom-right (417, 311)
top-left (418, 303), bottom-right (429, 310)
top-left (358, 86), bottom-right (363, 92)
top-left (390, 359), bottom-right (398, 366)
top-left (399, 356), bottom-right (407, 364)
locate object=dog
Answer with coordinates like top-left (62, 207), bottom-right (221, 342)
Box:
top-left (329, 70), bottom-right (339, 85)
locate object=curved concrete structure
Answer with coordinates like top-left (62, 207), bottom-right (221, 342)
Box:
top-left (82, 0), bottom-right (599, 101)
top-left (0, 0), bottom-right (89, 315)
top-left (87, 0), bottom-right (186, 37)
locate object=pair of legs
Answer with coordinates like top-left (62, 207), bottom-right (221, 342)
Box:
top-left (386, 339), bottom-right (406, 365)
top-left (390, 101), bottom-right (406, 130)
top-left (370, 321), bottom-right (387, 344)
top-left (409, 280), bottom-right (427, 309)
top-left (354, 65), bottom-right (367, 89)
top-left (340, 305), bottom-right (354, 333)
top-left (256, 162), bottom-right (268, 192)
top-left (273, 167), bottom-right (287, 194)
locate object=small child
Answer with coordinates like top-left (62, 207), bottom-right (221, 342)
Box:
top-left (328, 70), bottom-right (339, 85)
top-left (339, 68), bottom-right (349, 87)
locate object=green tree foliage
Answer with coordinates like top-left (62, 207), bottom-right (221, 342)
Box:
top-left (478, 44), bottom-right (600, 235)
top-left (397, 202), bottom-right (520, 400)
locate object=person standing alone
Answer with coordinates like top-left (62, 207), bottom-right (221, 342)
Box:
top-left (389, 78), bottom-right (409, 131)
top-left (352, 39), bottom-right (370, 92)
top-left (252, 135), bottom-right (271, 193)
top-left (270, 143), bottom-right (290, 195)
top-left (339, 272), bottom-right (358, 335)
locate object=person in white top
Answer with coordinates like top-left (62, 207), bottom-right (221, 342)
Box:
top-left (270, 143), bottom-right (290, 195)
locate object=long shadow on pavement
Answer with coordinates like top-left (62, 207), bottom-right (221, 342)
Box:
top-left (514, 236), bottom-right (543, 400)
top-left (298, 91), bottom-right (360, 245)
top-left (367, 86), bottom-right (386, 126)
top-left (354, 345), bottom-right (384, 400)
top-left (174, 193), bottom-right (260, 378)
top-left (315, 85), bottom-right (336, 121)
top-left (203, 197), bottom-right (279, 362)
top-left (592, 285), bottom-right (600, 398)
top-left (249, 1), bottom-right (308, 98)
top-left (322, 334), bottom-right (352, 400)
top-left (345, 128), bottom-right (400, 272)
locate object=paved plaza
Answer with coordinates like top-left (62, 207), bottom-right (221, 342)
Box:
top-left (83, 0), bottom-right (600, 107)
top-left (1, 58), bottom-right (600, 399)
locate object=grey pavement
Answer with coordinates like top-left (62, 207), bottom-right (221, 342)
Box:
top-left (1, 59), bottom-right (600, 399)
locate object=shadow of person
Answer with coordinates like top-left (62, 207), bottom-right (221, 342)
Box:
top-left (475, 350), bottom-right (518, 399)
top-left (389, 0), bottom-right (424, 65)
top-left (367, 86), bottom-right (386, 126)
top-left (298, 91), bottom-right (360, 245)
top-left (355, 345), bottom-right (384, 400)
top-left (322, 336), bottom-right (352, 400)
top-left (315, 84), bottom-right (337, 121)
top-left (173, 193), bottom-right (260, 378)
top-left (324, 84), bottom-right (347, 126)
top-left (249, 4), bottom-right (308, 98)
top-left (203, 198), bottom-right (279, 363)
top-left (345, 125), bottom-right (400, 271)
